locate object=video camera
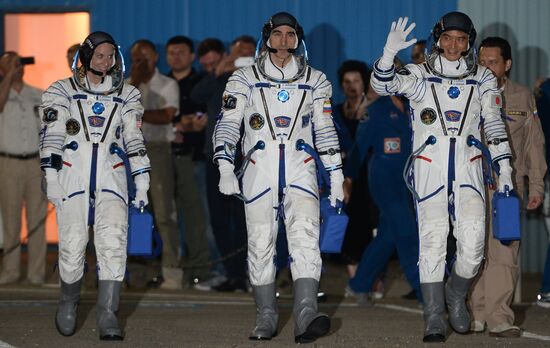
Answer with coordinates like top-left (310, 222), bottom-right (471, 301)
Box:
top-left (19, 57), bottom-right (35, 65)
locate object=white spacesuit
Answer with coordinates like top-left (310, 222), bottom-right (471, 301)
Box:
top-left (40, 31), bottom-right (150, 340)
top-left (213, 12), bottom-right (341, 344)
top-left (370, 13), bottom-right (513, 342)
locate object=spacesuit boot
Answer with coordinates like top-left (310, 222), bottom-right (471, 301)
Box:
top-left (445, 268), bottom-right (473, 333)
top-left (421, 282), bottom-right (447, 342)
top-left (97, 280), bottom-right (123, 340)
top-left (293, 278), bottom-right (330, 343)
top-left (55, 278), bottom-right (82, 336)
top-left (249, 283), bottom-right (278, 340)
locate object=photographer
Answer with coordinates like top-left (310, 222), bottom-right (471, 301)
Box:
top-left (0, 52), bottom-right (47, 286)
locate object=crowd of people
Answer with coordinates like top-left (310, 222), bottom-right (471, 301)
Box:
top-left (0, 9), bottom-right (549, 344)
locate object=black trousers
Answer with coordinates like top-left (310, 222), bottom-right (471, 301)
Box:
top-left (205, 159), bottom-right (248, 280)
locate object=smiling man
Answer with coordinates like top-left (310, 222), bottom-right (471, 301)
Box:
top-left (370, 12), bottom-right (513, 342)
top-left (470, 36), bottom-right (546, 338)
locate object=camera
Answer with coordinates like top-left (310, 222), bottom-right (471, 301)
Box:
top-left (19, 57), bottom-right (35, 65)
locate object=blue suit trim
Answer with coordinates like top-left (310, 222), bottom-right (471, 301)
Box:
top-left (289, 184), bottom-right (318, 200)
top-left (418, 185), bottom-right (445, 203)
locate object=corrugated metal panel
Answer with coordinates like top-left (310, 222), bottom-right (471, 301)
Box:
top-left (0, 0), bottom-right (456, 101)
top-left (460, 0), bottom-right (550, 89)
top-left (460, 0), bottom-right (550, 272)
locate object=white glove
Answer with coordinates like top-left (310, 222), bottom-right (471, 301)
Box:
top-left (497, 159), bottom-right (514, 193)
top-left (133, 173), bottom-right (150, 207)
top-left (380, 17), bottom-right (417, 69)
top-left (329, 170), bottom-right (345, 208)
top-left (218, 161), bottom-right (240, 195)
top-left (44, 168), bottom-right (65, 208)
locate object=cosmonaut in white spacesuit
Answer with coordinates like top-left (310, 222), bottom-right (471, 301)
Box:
top-left (212, 12), bottom-right (343, 344)
top-left (39, 31), bottom-right (150, 340)
top-left (370, 13), bottom-right (513, 342)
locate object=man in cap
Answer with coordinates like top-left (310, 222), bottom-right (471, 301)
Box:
top-left (40, 31), bottom-right (151, 340)
top-left (212, 12), bottom-right (342, 343)
top-left (370, 12), bottom-right (513, 342)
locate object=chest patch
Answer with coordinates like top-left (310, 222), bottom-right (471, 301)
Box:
top-left (274, 116), bottom-right (291, 128)
top-left (92, 102), bottom-right (105, 115)
top-left (420, 108), bottom-right (437, 125)
top-left (447, 86), bottom-right (460, 99)
top-left (444, 110), bottom-right (462, 122)
top-left (384, 137), bottom-right (401, 154)
top-left (66, 118), bottom-right (81, 136)
top-left (88, 116), bottom-right (106, 127)
top-left (277, 90), bottom-right (290, 103)
top-left (249, 113), bottom-right (265, 130)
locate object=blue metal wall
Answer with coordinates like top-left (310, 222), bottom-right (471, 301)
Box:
top-left (0, 0), bottom-right (456, 102)
top-left (1, 0), bottom-right (548, 272)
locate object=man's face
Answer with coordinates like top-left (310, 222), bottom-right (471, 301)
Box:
top-left (199, 51), bottom-right (222, 73)
top-left (131, 43), bottom-right (158, 73)
top-left (341, 71), bottom-right (364, 99)
top-left (268, 25), bottom-right (297, 61)
top-left (166, 43), bottom-right (195, 72)
top-left (479, 46), bottom-right (511, 80)
top-left (411, 43), bottom-right (426, 64)
top-left (439, 30), bottom-right (469, 61)
top-left (90, 43), bottom-right (115, 76)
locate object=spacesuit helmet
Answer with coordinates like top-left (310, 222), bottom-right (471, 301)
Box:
top-left (73, 31), bottom-right (125, 94)
top-left (425, 11), bottom-right (477, 79)
top-left (256, 12), bottom-right (308, 83)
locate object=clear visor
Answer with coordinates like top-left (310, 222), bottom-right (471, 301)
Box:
top-left (424, 36), bottom-right (477, 80)
top-left (254, 38), bottom-right (308, 83)
top-left (71, 46), bottom-right (125, 95)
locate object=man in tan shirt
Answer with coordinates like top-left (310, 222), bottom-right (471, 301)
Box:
top-left (0, 52), bottom-right (47, 285)
top-left (470, 36), bottom-right (546, 337)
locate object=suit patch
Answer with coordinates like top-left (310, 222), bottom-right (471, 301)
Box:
top-left (43, 107), bottom-right (58, 123)
top-left (274, 116), bottom-right (291, 128)
top-left (222, 94), bottom-right (237, 110)
top-left (249, 113), bottom-right (264, 130)
top-left (92, 102), bottom-right (105, 115)
top-left (491, 94), bottom-right (502, 108)
top-left (444, 110), bottom-right (462, 122)
top-left (88, 116), bottom-right (106, 127)
top-left (384, 137), bottom-right (401, 154)
top-left (420, 108), bottom-right (437, 125)
top-left (277, 90), bottom-right (290, 102)
top-left (224, 142), bottom-right (236, 157)
top-left (66, 118), bottom-right (81, 136)
top-left (447, 86), bottom-right (460, 99)
top-left (302, 113), bottom-right (311, 128)
top-left (323, 99), bottom-right (332, 114)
